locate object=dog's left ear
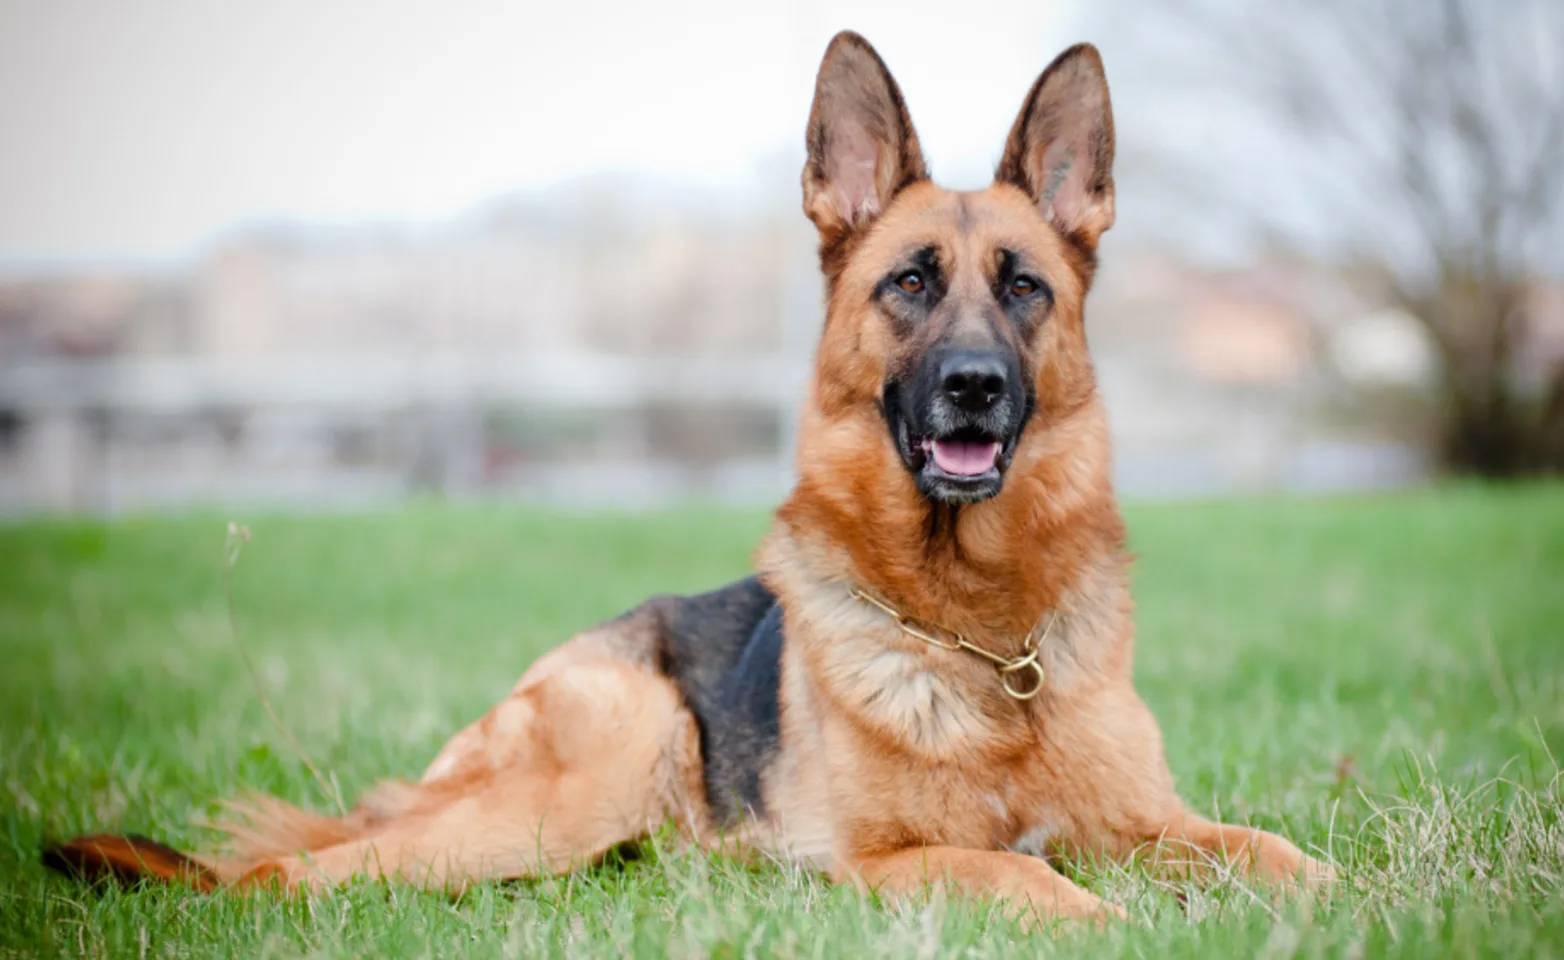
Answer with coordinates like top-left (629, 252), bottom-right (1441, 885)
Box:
top-left (996, 44), bottom-right (1116, 252)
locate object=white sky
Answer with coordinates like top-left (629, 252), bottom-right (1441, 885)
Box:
top-left (0, 0), bottom-right (1075, 264)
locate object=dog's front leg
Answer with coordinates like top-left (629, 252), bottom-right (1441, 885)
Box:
top-left (837, 845), bottom-right (1126, 927)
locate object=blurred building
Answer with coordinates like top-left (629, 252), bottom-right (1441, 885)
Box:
top-left (0, 179), bottom-right (806, 513)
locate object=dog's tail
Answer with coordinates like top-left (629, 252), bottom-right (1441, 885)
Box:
top-left (42, 834), bottom-right (221, 890)
top-left (41, 781), bottom-right (425, 890)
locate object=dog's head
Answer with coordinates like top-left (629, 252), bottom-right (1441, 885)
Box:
top-left (800, 33), bottom-right (1114, 506)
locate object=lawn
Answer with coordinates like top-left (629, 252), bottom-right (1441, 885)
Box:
top-left (1, 485), bottom-right (1562, 957)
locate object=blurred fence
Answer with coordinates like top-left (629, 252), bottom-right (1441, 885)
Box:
top-left (0, 352), bottom-right (810, 513)
top-left (0, 353), bottom-right (808, 411)
top-left (0, 348), bottom-right (1429, 516)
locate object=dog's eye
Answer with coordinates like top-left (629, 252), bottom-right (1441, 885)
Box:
top-left (1010, 276), bottom-right (1040, 297)
top-left (896, 271), bottom-right (924, 295)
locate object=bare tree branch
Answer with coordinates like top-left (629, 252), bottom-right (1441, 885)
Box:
top-left (1100, 0), bottom-right (1564, 473)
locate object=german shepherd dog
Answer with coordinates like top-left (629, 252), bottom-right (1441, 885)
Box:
top-left (46, 33), bottom-right (1334, 925)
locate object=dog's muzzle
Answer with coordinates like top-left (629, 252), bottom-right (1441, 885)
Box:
top-left (884, 347), bottom-right (1032, 504)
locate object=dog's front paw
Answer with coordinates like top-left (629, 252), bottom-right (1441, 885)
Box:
top-left (1298, 854), bottom-right (1338, 894)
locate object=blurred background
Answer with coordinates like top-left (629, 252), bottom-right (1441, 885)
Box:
top-left (0, 0), bottom-right (1560, 516)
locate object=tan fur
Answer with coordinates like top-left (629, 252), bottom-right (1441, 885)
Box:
top-left (44, 32), bottom-right (1332, 924)
top-left (222, 642), bottom-right (709, 891)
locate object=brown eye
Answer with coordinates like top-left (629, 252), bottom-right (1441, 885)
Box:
top-left (1010, 276), bottom-right (1038, 297)
top-left (896, 271), bottom-right (924, 294)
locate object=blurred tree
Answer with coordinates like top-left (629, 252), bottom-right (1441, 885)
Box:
top-left (1105, 0), bottom-right (1564, 475)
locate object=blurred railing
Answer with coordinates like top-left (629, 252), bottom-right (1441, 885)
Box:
top-left (0, 352), bottom-right (1427, 515)
top-left (0, 353), bottom-right (813, 412)
top-left (0, 353), bottom-right (815, 514)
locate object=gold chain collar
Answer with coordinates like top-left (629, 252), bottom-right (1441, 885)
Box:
top-left (847, 586), bottom-right (1052, 701)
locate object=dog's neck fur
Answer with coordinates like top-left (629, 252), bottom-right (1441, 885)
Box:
top-left (760, 384), bottom-right (1131, 667)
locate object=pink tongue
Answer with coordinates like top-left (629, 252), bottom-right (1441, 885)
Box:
top-left (930, 439), bottom-right (1000, 476)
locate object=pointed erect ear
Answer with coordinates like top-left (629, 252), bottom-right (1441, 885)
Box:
top-left (996, 43), bottom-right (1116, 252)
top-left (802, 32), bottom-right (928, 248)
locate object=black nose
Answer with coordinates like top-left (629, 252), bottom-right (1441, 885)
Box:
top-left (939, 352), bottom-right (1008, 412)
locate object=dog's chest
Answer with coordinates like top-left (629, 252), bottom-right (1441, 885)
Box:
top-left (792, 584), bottom-right (1033, 760)
top-left (831, 644), bottom-right (1004, 757)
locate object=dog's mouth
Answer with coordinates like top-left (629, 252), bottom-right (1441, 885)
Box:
top-left (887, 395), bottom-right (1024, 505)
top-left (920, 434), bottom-right (1003, 477)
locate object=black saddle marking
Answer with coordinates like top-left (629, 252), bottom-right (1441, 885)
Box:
top-left (655, 576), bottom-right (785, 826)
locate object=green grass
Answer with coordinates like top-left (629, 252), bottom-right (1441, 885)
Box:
top-left (2, 485), bottom-right (1562, 957)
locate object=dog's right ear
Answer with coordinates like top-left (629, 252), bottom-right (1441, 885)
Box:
top-left (802, 32), bottom-right (928, 252)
